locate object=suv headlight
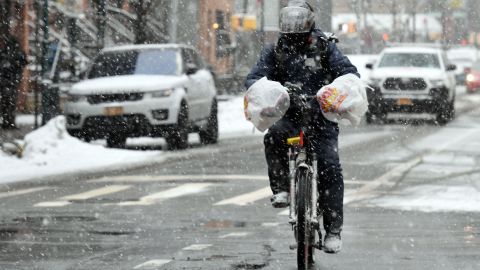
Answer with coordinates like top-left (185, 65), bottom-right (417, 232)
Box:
top-left (430, 79), bottom-right (445, 88)
top-left (66, 94), bottom-right (85, 102)
top-left (151, 89), bottom-right (173, 98)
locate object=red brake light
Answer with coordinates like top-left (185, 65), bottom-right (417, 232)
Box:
top-left (299, 131), bottom-right (304, 147)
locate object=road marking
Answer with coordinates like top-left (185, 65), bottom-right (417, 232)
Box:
top-left (60, 185), bottom-right (132, 200)
top-left (182, 244), bottom-right (212, 251)
top-left (34, 185), bottom-right (131, 207)
top-left (261, 222), bottom-right (280, 227)
top-left (344, 127), bottom-right (480, 204)
top-left (214, 186), bottom-right (271, 206)
top-left (34, 201), bottom-right (71, 207)
top-left (89, 174), bottom-right (269, 183)
top-left (0, 187), bottom-right (50, 199)
top-left (278, 209), bottom-right (289, 216)
top-left (134, 259), bottom-right (172, 269)
top-left (219, 232), bottom-right (249, 238)
top-left (117, 183), bottom-right (213, 206)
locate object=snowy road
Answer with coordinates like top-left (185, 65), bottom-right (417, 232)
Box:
top-left (0, 89), bottom-right (479, 269)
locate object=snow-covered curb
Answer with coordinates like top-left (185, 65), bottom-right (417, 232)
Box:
top-left (0, 117), bottom-right (166, 184)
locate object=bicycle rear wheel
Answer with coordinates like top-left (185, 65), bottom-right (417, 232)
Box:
top-left (296, 167), bottom-right (314, 269)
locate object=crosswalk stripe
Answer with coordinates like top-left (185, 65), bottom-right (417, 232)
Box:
top-left (134, 259), bottom-right (171, 269)
top-left (89, 174), bottom-right (269, 183)
top-left (219, 232), bottom-right (249, 238)
top-left (0, 187), bottom-right (50, 199)
top-left (34, 185), bottom-right (132, 208)
top-left (60, 185), bottom-right (132, 200)
top-left (182, 244), bottom-right (212, 251)
top-left (34, 201), bottom-right (71, 207)
top-left (214, 186), bottom-right (271, 206)
top-left (117, 183), bottom-right (213, 206)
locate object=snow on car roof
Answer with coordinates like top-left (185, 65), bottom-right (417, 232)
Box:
top-left (102, 43), bottom-right (194, 52)
top-left (382, 46), bottom-right (442, 54)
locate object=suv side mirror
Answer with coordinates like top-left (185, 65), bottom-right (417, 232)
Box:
top-left (446, 64), bottom-right (457, 71)
top-left (365, 63), bottom-right (374, 69)
top-left (185, 63), bottom-right (199, 75)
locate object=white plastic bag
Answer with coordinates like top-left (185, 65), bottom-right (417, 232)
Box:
top-left (316, 74), bottom-right (369, 125)
top-left (244, 77), bottom-right (290, 132)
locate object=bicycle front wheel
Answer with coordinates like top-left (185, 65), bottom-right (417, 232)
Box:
top-left (296, 167), bottom-right (315, 269)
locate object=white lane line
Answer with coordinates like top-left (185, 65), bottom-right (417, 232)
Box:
top-left (118, 183), bottom-right (213, 206)
top-left (219, 232), bottom-right (249, 238)
top-left (133, 259), bottom-right (172, 269)
top-left (182, 244), bottom-right (212, 251)
top-left (214, 186), bottom-right (271, 206)
top-left (34, 201), bottom-right (71, 207)
top-left (60, 185), bottom-right (132, 200)
top-left (0, 187), bottom-right (50, 199)
top-left (261, 222), bottom-right (280, 227)
top-left (278, 209), bottom-right (289, 216)
top-left (89, 174), bottom-right (268, 183)
top-left (34, 185), bottom-right (131, 208)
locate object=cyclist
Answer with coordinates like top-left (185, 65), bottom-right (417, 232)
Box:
top-left (245, 0), bottom-right (359, 254)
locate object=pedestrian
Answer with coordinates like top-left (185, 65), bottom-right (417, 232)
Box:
top-left (245, 0), bottom-right (359, 254)
top-left (0, 32), bottom-right (27, 129)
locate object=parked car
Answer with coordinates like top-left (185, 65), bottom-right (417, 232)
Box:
top-left (365, 46), bottom-right (456, 125)
top-left (447, 46), bottom-right (479, 85)
top-left (465, 61), bottom-right (480, 93)
top-left (65, 44), bottom-right (218, 149)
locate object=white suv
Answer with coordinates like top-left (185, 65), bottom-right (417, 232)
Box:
top-left (65, 44), bottom-right (218, 149)
top-left (365, 46), bottom-right (456, 125)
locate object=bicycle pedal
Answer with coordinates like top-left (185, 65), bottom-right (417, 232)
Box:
top-left (289, 244), bottom-right (297, 250)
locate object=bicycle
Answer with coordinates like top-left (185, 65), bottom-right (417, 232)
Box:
top-left (284, 86), bottom-right (322, 269)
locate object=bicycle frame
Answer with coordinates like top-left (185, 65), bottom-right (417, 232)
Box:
top-left (287, 133), bottom-right (319, 229)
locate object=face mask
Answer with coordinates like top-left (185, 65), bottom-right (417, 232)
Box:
top-left (278, 33), bottom-right (310, 54)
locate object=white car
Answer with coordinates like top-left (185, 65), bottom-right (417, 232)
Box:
top-left (65, 44), bottom-right (218, 149)
top-left (365, 46), bottom-right (456, 125)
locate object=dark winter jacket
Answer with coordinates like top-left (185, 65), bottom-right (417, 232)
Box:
top-left (245, 29), bottom-right (359, 138)
top-left (0, 34), bottom-right (27, 88)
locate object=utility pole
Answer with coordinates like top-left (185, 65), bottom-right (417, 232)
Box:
top-left (96, 0), bottom-right (106, 49)
top-left (314, 0), bottom-right (332, 32)
top-left (169, 0), bottom-right (178, 43)
top-left (40, 0), bottom-right (51, 125)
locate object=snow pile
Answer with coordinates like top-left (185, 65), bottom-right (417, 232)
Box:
top-left (0, 116), bottom-right (162, 184)
top-left (218, 96), bottom-right (264, 138)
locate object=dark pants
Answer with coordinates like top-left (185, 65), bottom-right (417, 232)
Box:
top-left (264, 116), bottom-right (344, 233)
top-left (0, 85), bottom-right (18, 128)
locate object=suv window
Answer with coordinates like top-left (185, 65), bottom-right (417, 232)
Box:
top-left (88, 49), bottom-right (179, 79)
top-left (379, 52), bottom-right (440, 69)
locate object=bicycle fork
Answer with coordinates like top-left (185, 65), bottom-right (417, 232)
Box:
top-left (289, 150), bottom-right (319, 224)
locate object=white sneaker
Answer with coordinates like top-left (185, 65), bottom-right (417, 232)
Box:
top-left (323, 233), bottom-right (342, 254)
top-left (270, 191), bottom-right (289, 208)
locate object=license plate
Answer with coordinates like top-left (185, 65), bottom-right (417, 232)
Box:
top-left (397, 98), bottom-right (413, 106)
top-left (104, 106), bottom-right (124, 116)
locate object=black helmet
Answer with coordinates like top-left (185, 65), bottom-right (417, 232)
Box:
top-left (279, 0), bottom-right (315, 34)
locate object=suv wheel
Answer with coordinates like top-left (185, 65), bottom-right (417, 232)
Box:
top-left (436, 99), bottom-right (454, 126)
top-left (166, 103), bottom-right (189, 150)
top-left (106, 134), bottom-right (127, 148)
top-left (199, 100), bottom-right (218, 145)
